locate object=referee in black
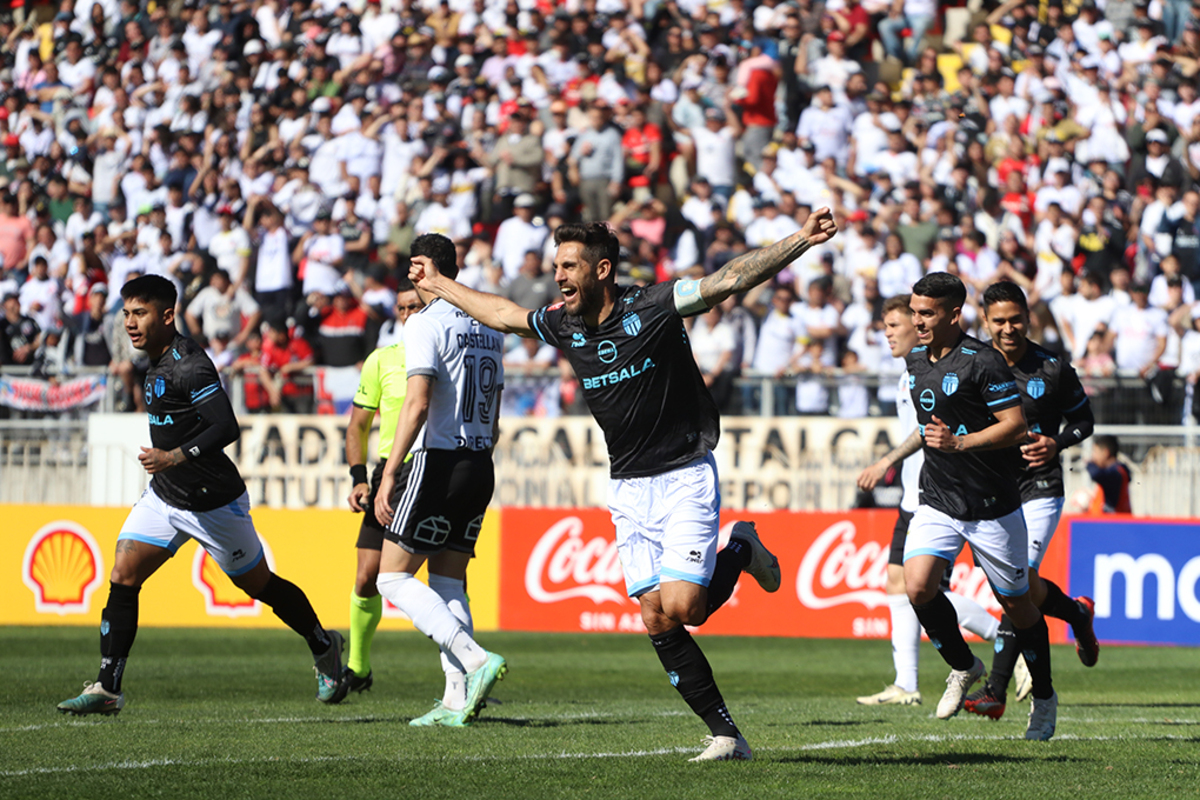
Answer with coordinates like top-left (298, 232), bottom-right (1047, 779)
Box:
top-left (903, 272), bottom-right (1059, 740)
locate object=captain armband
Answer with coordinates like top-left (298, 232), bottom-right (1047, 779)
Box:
top-left (673, 279), bottom-right (710, 316)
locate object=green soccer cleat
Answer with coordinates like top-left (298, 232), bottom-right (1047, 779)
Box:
top-left (409, 701), bottom-right (472, 728)
top-left (314, 631), bottom-right (349, 704)
top-left (57, 682), bottom-right (125, 716)
top-left (462, 652), bottom-right (507, 720)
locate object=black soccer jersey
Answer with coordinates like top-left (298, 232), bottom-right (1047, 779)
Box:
top-left (144, 334), bottom-right (246, 511)
top-left (906, 333), bottom-right (1024, 521)
top-left (527, 280), bottom-right (719, 479)
top-left (1011, 341), bottom-right (1092, 501)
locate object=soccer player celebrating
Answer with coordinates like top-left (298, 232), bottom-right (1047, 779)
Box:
top-left (904, 272), bottom-right (1059, 741)
top-left (964, 281), bottom-right (1099, 721)
top-left (341, 279), bottom-right (426, 697)
top-left (373, 234), bottom-right (507, 727)
top-left (59, 275), bottom-right (345, 716)
top-left (856, 295), bottom-right (1002, 707)
top-left (409, 214), bottom-right (838, 761)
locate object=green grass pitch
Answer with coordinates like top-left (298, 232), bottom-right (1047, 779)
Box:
top-left (3, 627), bottom-right (1198, 799)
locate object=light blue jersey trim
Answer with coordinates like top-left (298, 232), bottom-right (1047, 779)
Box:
top-left (904, 547), bottom-right (959, 563)
top-left (190, 383), bottom-right (222, 403)
top-left (660, 568), bottom-right (711, 588)
top-left (1064, 396), bottom-right (1089, 413)
top-left (117, 532), bottom-right (186, 554)
top-left (627, 576), bottom-right (659, 598)
top-left (226, 498), bottom-right (250, 518)
top-left (529, 311), bottom-right (548, 344)
top-left (990, 581), bottom-right (1027, 598)
top-left (987, 394), bottom-right (1020, 407)
top-left (223, 547), bottom-right (265, 577)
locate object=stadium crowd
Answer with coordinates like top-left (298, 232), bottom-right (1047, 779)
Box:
top-left (4, 0), bottom-right (1200, 421)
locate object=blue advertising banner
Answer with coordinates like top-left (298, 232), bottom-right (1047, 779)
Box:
top-left (1070, 519), bottom-right (1200, 646)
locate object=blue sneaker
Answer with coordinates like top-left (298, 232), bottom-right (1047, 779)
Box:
top-left (58, 682), bottom-right (124, 716)
top-left (315, 631), bottom-right (348, 704)
top-left (463, 652), bottom-right (507, 720)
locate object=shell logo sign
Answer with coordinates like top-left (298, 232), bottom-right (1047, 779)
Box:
top-left (22, 521), bottom-right (105, 615)
top-left (191, 538), bottom-right (276, 618)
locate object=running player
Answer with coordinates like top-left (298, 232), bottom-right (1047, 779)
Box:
top-left (58, 275), bottom-right (345, 716)
top-left (373, 234), bottom-right (506, 727)
top-left (856, 294), bottom-right (1002, 706)
top-left (341, 279), bottom-right (426, 697)
top-left (409, 214), bottom-right (838, 761)
top-left (904, 272), bottom-right (1059, 741)
top-left (963, 281), bottom-right (1099, 721)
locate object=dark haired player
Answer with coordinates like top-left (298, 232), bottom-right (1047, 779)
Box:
top-left (339, 278), bottom-right (425, 698)
top-left (963, 281), bottom-right (1099, 722)
top-left (411, 212), bottom-right (839, 760)
top-left (904, 272), bottom-right (1059, 741)
top-left (59, 275), bottom-right (345, 716)
top-left (373, 234), bottom-right (507, 727)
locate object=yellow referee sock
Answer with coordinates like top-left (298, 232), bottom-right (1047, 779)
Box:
top-left (348, 592), bottom-right (383, 677)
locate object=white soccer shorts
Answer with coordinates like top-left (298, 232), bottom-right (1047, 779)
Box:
top-left (904, 504), bottom-right (1030, 598)
top-left (118, 488), bottom-right (264, 576)
top-left (608, 451), bottom-right (720, 598)
top-left (1023, 496), bottom-right (1065, 570)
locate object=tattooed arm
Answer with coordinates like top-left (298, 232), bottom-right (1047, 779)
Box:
top-left (857, 429), bottom-right (924, 491)
top-left (677, 207), bottom-right (839, 313)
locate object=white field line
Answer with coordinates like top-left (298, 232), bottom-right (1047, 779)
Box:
top-left (3, 731), bottom-right (1197, 778)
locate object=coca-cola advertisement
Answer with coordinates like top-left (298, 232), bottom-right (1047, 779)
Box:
top-left (499, 508), bottom-right (1071, 643)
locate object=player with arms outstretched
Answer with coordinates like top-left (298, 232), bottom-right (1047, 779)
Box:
top-left (410, 213), bottom-right (838, 760)
top-left (963, 281), bottom-right (1099, 721)
top-left (59, 275), bottom-right (345, 716)
top-left (904, 272), bottom-right (1059, 741)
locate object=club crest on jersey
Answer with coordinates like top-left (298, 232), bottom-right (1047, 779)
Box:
top-left (1027, 377), bottom-right (1045, 399)
top-left (942, 372), bottom-right (959, 396)
top-left (597, 340), bottom-right (618, 364)
top-left (155, 375), bottom-right (165, 397)
top-left (571, 332), bottom-right (587, 348)
top-left (622, 312), bottom-right (642, 337)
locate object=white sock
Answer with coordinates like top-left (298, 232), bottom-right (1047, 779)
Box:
top-left (946, 590), bottom-right (1000, 641)
top-left (888, 593), bottom-right (921, 693)
top-left (376, 572), bottom-right (488, 673)
top-left (429, 573), bottom-right (472, 711)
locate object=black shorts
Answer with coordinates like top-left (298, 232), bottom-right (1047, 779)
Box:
top-left (356, 459), bottom-right (414, 550)
top-left (385, 448), bottom-right (494, 556)
top-left (891, 508), bottom-right (951, 590)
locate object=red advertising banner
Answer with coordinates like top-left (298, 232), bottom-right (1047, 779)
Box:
top-left (499, 508), bottom-right (1070, 643)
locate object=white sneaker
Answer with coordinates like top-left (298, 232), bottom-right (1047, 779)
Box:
top-left (688, 734), bottom-right (753, 762)
top-left (1013, 654), bottom-right (1033, 702)
top-left (856, 684), bottom-right (922, 706)
top-left (731, 521), bottom-right (781, 593)
top-left (936, 656), bottom-right (985, 720)
top-left (1025, 691), bottom-right (1058, 741)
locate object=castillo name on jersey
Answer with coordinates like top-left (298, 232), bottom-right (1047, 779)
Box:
top-left (1011, 340), bottom-right (1091, 501)
top-left (527, 281), bottom-right (718, 479)
top-left (906, 333), bottom-right (1023, 521)
top-left (144, 334), bottom-right (246, 511)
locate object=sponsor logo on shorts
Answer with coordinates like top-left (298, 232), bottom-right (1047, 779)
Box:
top-left (686, 550), bottom-right (702, 564)
top-left (412, 516), bottom-right (452, 548)
top-left (22, 521), bottom-right (104, 615)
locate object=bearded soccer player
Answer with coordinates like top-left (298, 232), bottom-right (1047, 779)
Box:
top-left (59, 275), bottom-right (345, 716)
top-left (340, 279), bottom-right (425, 697)
top-left (963, 281), bottom-right (1099, 722)
top-left (856, 294), bottom-right (1002, 707)
top-left (410, 213), bottom-right (838, 760)
top-left (904, 272), bottom-right (1059, 741)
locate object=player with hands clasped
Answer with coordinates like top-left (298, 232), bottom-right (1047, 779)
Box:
top-left (903, 273), bottom-right (1060, 741)
top-left (411, 210), bottom-right (837, 761)
top-left (59, 276), bottom-right (346, 716)
top-left (962, 282), bottom-right (1099, 723)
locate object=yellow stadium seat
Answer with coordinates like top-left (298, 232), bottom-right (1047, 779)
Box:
top-left (938, 53), bottom-right (965, 94)
top-left (990, 24), bottom-right (1013, 46)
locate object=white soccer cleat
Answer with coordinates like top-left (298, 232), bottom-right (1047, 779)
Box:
top-left (731, 521), bottom-right (781, 593)
top-left (936, 656), bottom-right (985, 720)
top-left (856, 684), bottom-right (922, 706)
top-left (1014, 654), bottom-right (1033, 702)
top-left (689, 734), bottom-right (753, 762)
top-left (1025, 691), bottom-right (1058, 741)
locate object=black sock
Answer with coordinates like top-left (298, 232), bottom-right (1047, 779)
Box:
top-left (1015, 615), bottom-right (1054, 700)
top-left (98, 582), bottom-right (140, 694)
top-left (705, 538), bottom-right (752, 617)
top-left (912, 592), bottom-right (975, 671)
top-left (1038, 579), bottom-right (1086, 628)
top-left (256, 574), bottom-right (331, 656)
top-left (986, 616), bottom-right (1018, 702)
top-left (649, 626), bottom-right (738, 738)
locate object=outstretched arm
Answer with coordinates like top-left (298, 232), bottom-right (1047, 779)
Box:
top-left (691, 207), bottom-right (838, 310)
top-left (857, 429), bottom-right (923, 491)
top-left (410, 255), bottom-right (537, 337)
